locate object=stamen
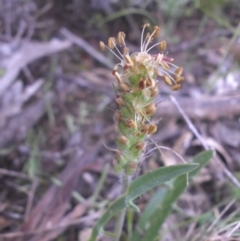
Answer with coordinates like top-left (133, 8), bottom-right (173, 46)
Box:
top-left (102, 43), bottom-right (122, 61)
top-left (141, 23), bottom-right (150, 52)
top-left (144, 26), bottom-right (161, 52)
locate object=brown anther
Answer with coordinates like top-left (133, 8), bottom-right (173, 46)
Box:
top-left (174, 67), bottom-right (183, 76)
top-left (117, 31), bottom-right (126, 45)
top-left (113, 110), bottom-right (121, 122)
top-left (133, 131), bottom-right (142, 136)
top-left (108, 37), bottom-right (116, 49)
top-left (171, 84), bottom-right (181, 91)
top-left (116, 95), bottom-right (124, 107)
top-left (163, 75), bottom-right (173, 86)
top-left (146, 77), bottom-right (156, 88)
top-left (147, 124), bottom-right (157, 134)
top-left (135, 141), bottom-right (145, 151)
top-left (141, 124), bottom-right (150, 134)
top-left (175, 76), bottom-right (184, 84)
top-left (152, 26), bottom-right (161, 38)
top-left (145, 103), bottom-right (157, 115)
top-left (139, 78), bottom-right (147, 89)
top-left (126, 119), bottom-right (137, 128)
top-left (118, 135), bottom-right (128, 145)
top-left (149, 86), bottom-right (159, 97)
top-left (159, 40), bottom-right (167, 51)
top-left (119, 82), bottom-right (131, 93)
top-left (99, 41), bottom-right (105, 51)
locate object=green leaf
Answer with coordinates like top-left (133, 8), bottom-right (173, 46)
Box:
top-left (88, 163), bottom-right (198, 241)
top-left (132, 150), bottom-right (213, 241)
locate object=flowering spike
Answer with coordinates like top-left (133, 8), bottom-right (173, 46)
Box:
top-left (100, 24), bottom-right (183, 174)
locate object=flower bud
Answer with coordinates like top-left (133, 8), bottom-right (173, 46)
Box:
top-left (145, 103), bottom-right (157, 115)
top-left (118, 135), bottom-right (128, 145)
top-left (126, 119), bottom-right (137, 128)
top-left (116, 95), bottom-right (124, 107)
top-left (148, 124), bottom-right (157, 134)
top-left (135, 141), bottom-right (145, 151)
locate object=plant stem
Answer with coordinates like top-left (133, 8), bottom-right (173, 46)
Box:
top-left (113, 173), bottom-right (129, 241)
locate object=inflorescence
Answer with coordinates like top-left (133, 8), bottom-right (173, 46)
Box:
top-left (100, 23), bottom-right (184, 174)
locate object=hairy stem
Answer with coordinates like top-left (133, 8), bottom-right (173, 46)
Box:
top-left (113, 173), bottom-right (129, 241)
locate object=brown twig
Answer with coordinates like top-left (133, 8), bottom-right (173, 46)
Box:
top-left (170, 95), bottom-right (240, 189)
top-left (59, 27), bottom-right (114, 69)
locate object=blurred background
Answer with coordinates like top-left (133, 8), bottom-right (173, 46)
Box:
top-left (0, 0), bottom-right (240, 240)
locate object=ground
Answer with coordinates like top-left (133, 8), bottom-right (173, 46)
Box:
top-left (0, 0), bottom-right (240, 241)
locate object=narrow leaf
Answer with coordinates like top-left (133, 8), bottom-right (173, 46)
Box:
top-left (88, 163), bottom-right (198, 241)
top-left (134, 150), bottom-right (213, 241)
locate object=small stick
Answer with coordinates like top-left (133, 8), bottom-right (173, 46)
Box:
top-left (170, 95), bottom-right (240, 189)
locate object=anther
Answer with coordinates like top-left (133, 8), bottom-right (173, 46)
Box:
top-left (149, 86), bottom-right (159, 97)
top-left (108, 37), bottom-right (116, 49)
top-left (117, 31), bottom-right (126, 46)
top-left (146, 77), bottom-right (156, 88)
top-left (126, 119), bottom-right (137, 128)
top-left (163, 75), bottom-right (173, 86)
top-left (175, 67), bottom-right (183, 76)
top-left (147, 124), bottom-right (157, 134)
top-left (152, 26), bottom-right (161, 38)
top-left (171, 84), bottom-right (181, 91)
top-left (159, 40), bottom-right (167, 51)
top-left (99, 41), bottom-right (105, 51)
top-left (145, 103), bottom-right (157, 115)
top-left (175, 76), bottom-right (184, 84)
